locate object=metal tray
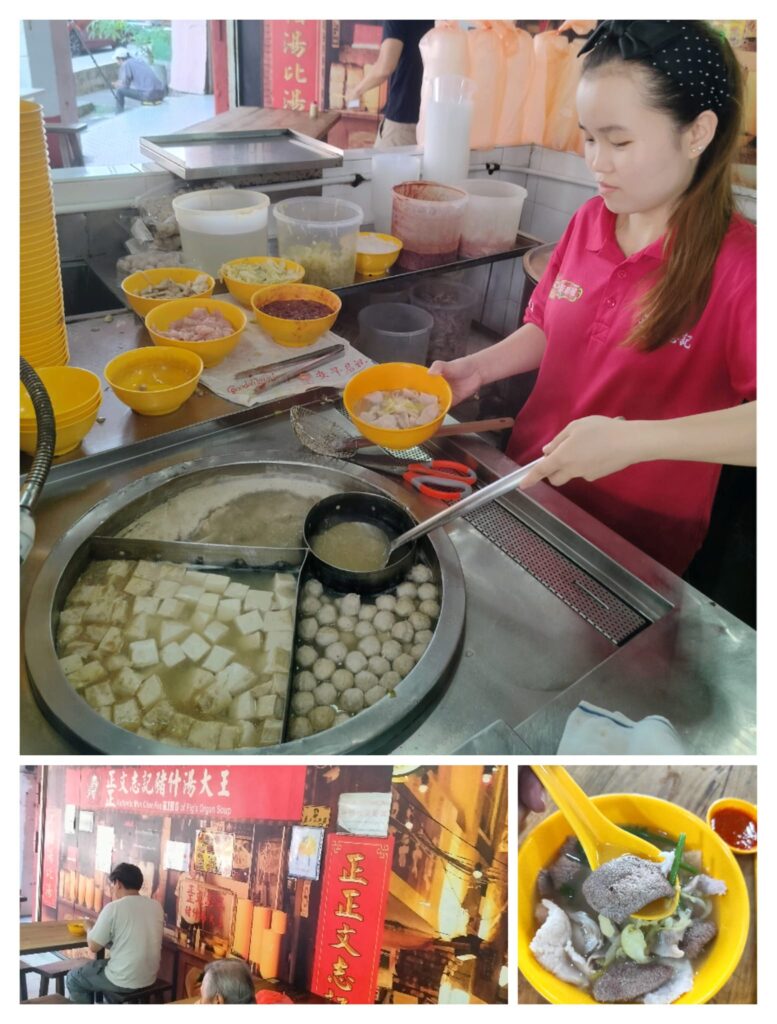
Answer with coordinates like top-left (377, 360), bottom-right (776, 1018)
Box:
top-left (139, 128), bottom-right (343, 180)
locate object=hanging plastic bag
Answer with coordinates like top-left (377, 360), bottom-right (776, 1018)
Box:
top-left (417, 21), bottom-right (470, 146)
top-left (467, 21), bottom-right (506, 150)
top-left (494, 21), bottom-right (534, 147)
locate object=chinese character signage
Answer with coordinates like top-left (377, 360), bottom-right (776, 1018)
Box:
top-left (264, 20), bottom-right (323, 113)
top-left (311, 834), bottom-right (394, 1005)
top-left (65, 766), bottom-right (306, 822)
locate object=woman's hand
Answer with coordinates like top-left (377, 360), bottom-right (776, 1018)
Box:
top-left (428, 357), bottom-right (482, 405)
top-left (520, 416), bottom-right (639, 489)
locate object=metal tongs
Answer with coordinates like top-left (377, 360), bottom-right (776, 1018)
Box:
top-left (234, 343), bottom-right (345, 394)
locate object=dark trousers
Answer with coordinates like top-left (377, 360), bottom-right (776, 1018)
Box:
top-left (115, 87), bottom-right (161, 112)
top-left (66, 959), bottom-right (137, 1004)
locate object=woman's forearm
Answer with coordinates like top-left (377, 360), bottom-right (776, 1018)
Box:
top-left (473, 322), bottom-right (548, 386)
top-left (629, 401), bottom-right (756, 466)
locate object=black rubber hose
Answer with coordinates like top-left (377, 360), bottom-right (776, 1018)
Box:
top-left (20, 357), bottom-right (56, 513)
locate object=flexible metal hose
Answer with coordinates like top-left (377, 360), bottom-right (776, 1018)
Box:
top-left (20, 357), bottom-right (56, 513)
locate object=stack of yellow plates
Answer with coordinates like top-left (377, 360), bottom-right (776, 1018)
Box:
top-left (20, 100), bottom-right (69, 367)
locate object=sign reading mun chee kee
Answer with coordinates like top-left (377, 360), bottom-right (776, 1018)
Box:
top-left (65, 766), bottom-right (306, 821)
top-left (311, 834), bottom-right (395, 1004)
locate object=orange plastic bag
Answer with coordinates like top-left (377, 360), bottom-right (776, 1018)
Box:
top-left (494, 21), bottom-right (534, 147)
top-left (467, 21), bottom-right (506, 150)
top-left (417, 21), bottom-right (470, 146)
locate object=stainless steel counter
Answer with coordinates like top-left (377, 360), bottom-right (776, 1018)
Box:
top-left (20, 318), bottom-right (756, 756)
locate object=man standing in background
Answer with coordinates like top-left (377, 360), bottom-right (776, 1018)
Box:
top-left (347, 21), bottom-right (435, 147)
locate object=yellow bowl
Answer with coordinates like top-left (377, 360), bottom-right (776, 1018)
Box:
top-left (104, 346), bottom-right (203, 416)
top-left (66, 922), bottom-right (87, 936)
top-left (145, 297), bottom-right (247, 368)
top-left (518, 792), bottom-right (750, 1005)
top-left (121, 267), bottom-right (215, 318)
top-left (343, 362), bottom-right (452, 449)
top-left (706, 798), bottom-right (758, 855)
top-left (251, 283), bottom-right (341, 347)
top-left (355, 232), bottom-right (403, 276)
top-left (20, 366), bottom-right (102, 420)
top-left (20, 405), bottom-right (100, 455)
top-left (220, 256), bottom-right (305, 307)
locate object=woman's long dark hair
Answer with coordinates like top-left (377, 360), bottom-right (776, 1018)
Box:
top-left (581, 22), bottom-right (745, 352)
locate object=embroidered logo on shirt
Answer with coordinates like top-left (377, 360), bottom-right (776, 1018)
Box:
top-left (549, 278), bottom-right (583, 302)
top-left (670, 333), bottom-right (693, 350)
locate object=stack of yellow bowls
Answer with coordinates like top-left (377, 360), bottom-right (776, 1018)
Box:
top-left (20, 100), bottom-right (69, 367)
top-left (20, 366), bottom-right (102, 456)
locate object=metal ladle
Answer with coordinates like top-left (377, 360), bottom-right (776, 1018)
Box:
top-left (375, 455), bottom-right (545, 569)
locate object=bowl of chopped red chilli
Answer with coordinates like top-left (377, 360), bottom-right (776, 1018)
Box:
top-left (251, 282), bottom-right (341, 347)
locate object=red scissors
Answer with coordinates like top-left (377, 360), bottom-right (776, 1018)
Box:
top-left (353, 456), bottom-right (476, 502)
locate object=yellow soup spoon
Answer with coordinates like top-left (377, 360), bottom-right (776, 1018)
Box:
top-left (533, 765), bottom-right (681, 921)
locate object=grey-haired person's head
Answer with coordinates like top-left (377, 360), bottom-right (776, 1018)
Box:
top-left (200, 959), bottom-right (255, 1005)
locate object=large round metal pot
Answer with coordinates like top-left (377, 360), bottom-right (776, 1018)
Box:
top-left (25, 455), bottom-right (465, 754)
top-left (303, 491), bottom-right (415, 593)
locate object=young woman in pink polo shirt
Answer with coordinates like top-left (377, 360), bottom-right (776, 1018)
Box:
top-left (431, 21), bottom-right (755, 575)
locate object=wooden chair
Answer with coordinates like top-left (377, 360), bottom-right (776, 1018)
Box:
top-left (97, 977), bottom-right (173, 1004)
top-left (19, 961), bottom-right (35, 1001)
top-left (45, 122), bottom-right (87, 168)
top-left (27, 957), bottom-right (91, 997)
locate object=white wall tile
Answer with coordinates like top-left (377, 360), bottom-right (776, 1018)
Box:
top-left (528, 203), bottom-right (571, 243)
top-left (536, 177), bottom-right (596, 215)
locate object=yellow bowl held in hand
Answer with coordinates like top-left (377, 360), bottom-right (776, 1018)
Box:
top-left (121, 267), bottom-right (215, 317)
top-left (104, 346), bottom-right (204, 416)
top-left (518, 792), bottom-right (750, 1005)
top-left (343, 362), bottom-right (452, 450)
top-left (144, 297), bottom-right (247, 368)
top-left (251, 283), bottom-right (341, 348)
top-left (355, 232), bottom-right (403, 276)
top-left (219, 256), bottom-right (305, 307)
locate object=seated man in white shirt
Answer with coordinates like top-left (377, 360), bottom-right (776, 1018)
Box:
top-left (67, 862), bottom-right (164, 1004)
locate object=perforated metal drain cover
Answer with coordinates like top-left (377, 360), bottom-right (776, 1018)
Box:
top-left (465, 502), bottom-right (648, 645)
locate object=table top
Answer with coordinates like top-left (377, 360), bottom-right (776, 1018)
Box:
top-left (518, 765), bottom-right (757, 1005)
top-left (20, 920), bottom-right (89, 955)
top-left (183, 105), bottom-right (342, 142)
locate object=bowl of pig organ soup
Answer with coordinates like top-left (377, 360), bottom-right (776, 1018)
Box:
top-left (518, 793), bottom-right (750, 1004)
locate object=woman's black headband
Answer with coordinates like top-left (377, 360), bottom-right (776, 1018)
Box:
top-left (579, 20), bottom-right (731, 117)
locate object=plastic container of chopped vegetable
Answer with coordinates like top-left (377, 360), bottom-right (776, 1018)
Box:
top-left (273, 197), bottom-right (363, 289)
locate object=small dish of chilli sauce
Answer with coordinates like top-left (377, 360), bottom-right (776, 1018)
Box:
top-left (707, 798), bottom-right (757, 854)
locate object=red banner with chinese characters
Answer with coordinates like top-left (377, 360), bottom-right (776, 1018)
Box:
top-left (264, 20), bottom-right (322, 112)
top-left (65, 766), bottom-right (306, 822)
top-left (41, 806), bottom-right (62, 908)
top-left (311, 834), bottom-right (395, 1004)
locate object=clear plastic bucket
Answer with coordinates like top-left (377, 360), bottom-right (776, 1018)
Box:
top-left (410, 276), bottom-right (478, 363)
top-left (391, 181), bottom-right (468, 271)
top-left (357, 302), bottom-right (434, 365)
top-left (456, 179), bottom-right (528, 258)
top-left (172, 188), bottom-right (270, 276)
top-left (273, 196), bottom-right (363, 288)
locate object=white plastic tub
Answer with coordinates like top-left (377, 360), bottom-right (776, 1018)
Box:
top-left (456, 179), bottom-right (527, 258)
top-left (172, 189), bottom-right (270, 276)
